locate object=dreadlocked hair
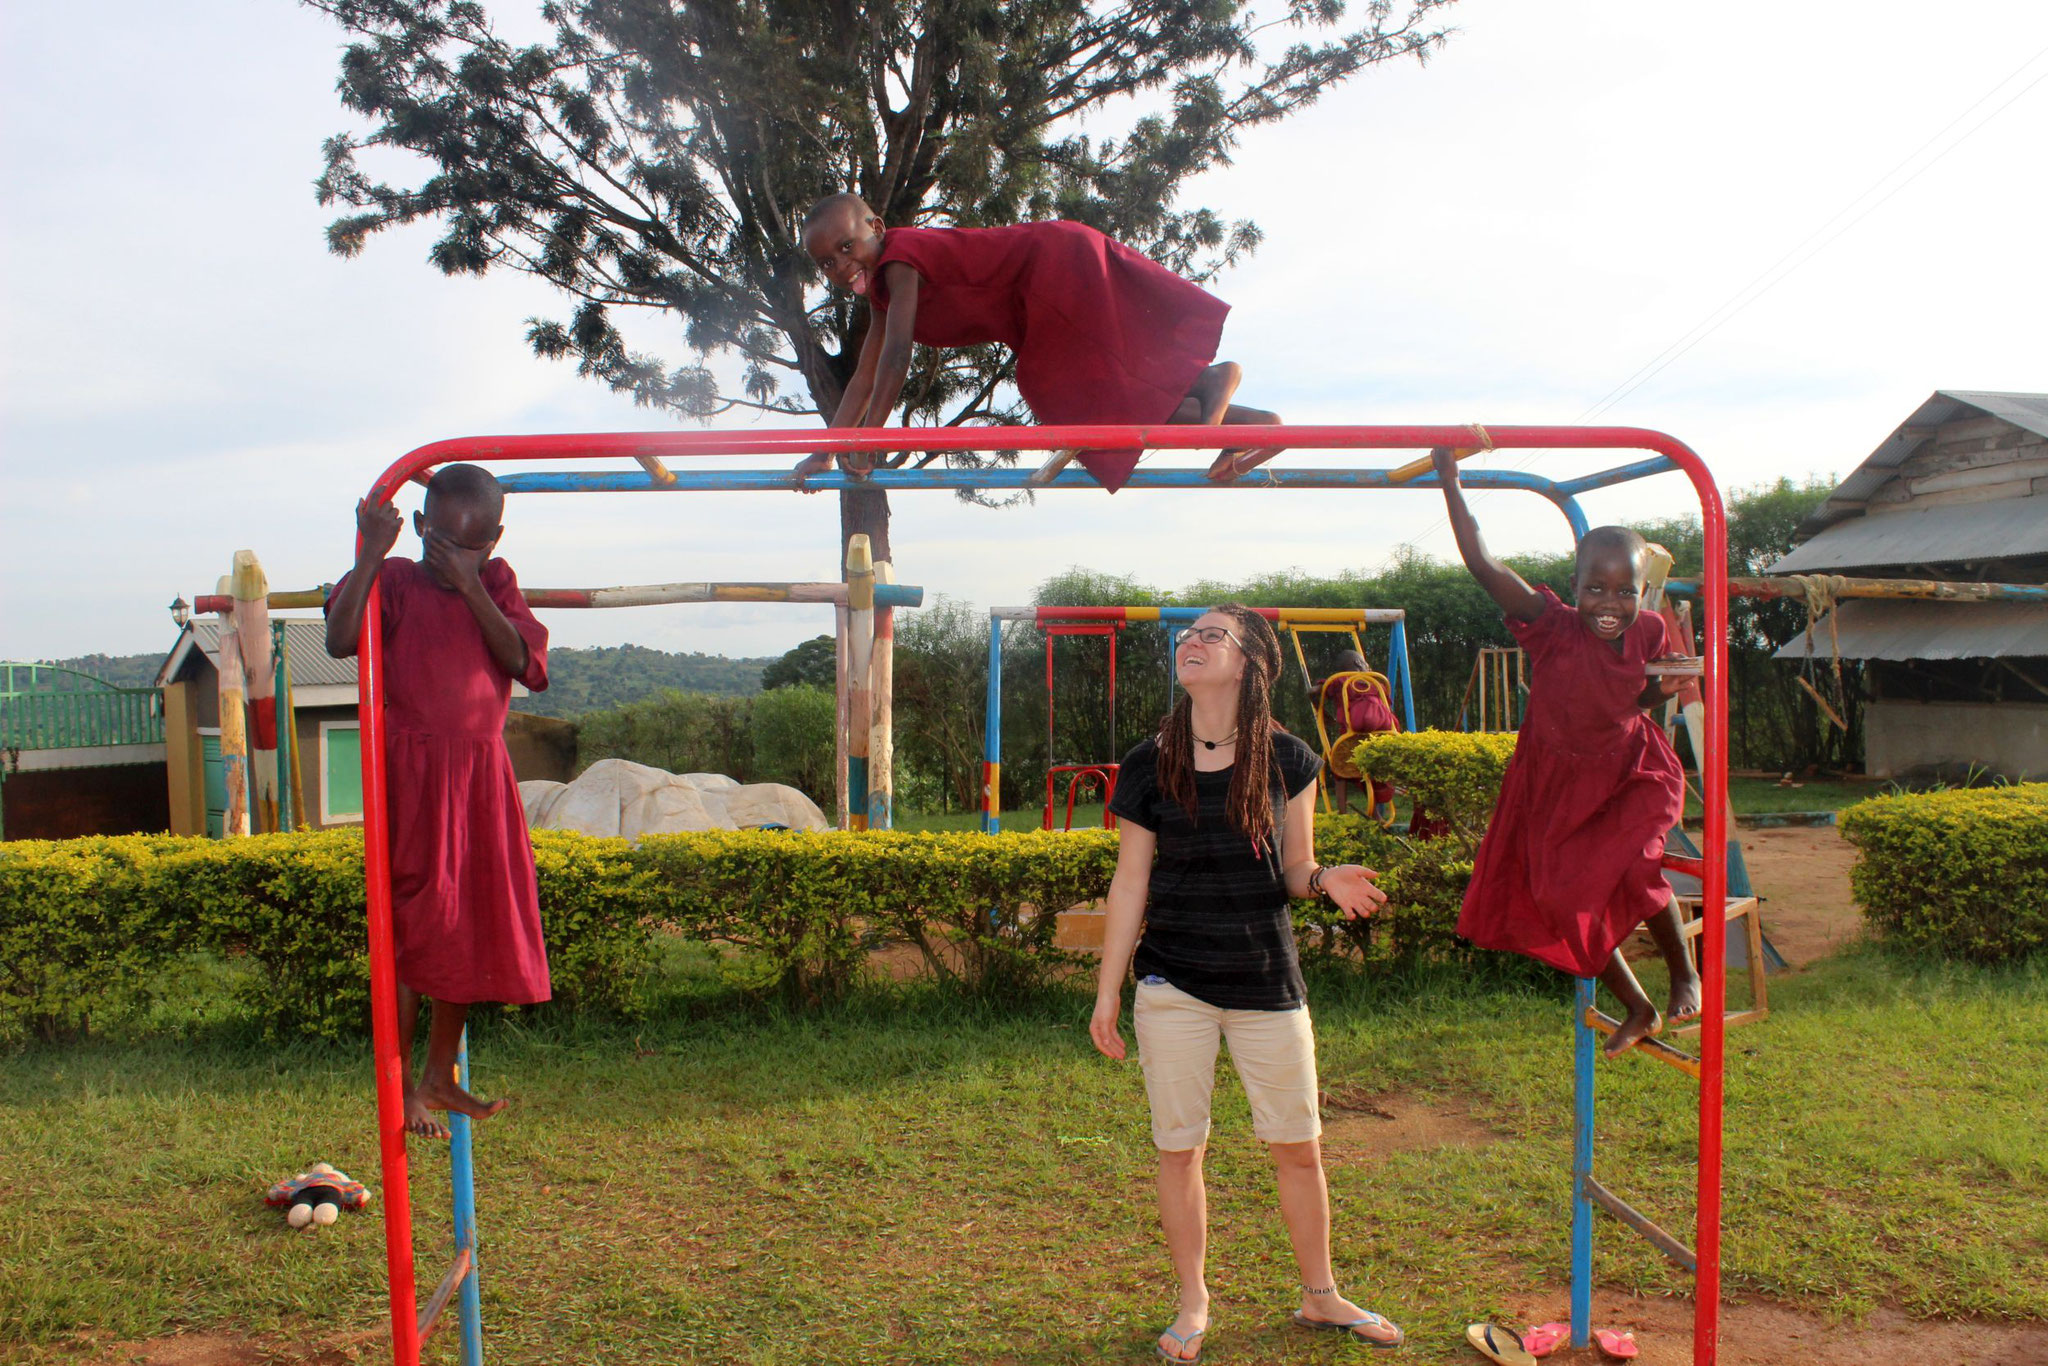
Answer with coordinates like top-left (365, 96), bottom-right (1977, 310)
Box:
top-left (1157, 603), bottom-right (1287, 856)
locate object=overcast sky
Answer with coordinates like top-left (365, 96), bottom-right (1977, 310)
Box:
top-left (3, 0), bottom-right (2044, 665)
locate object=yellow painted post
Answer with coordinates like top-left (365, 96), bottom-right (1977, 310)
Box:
top-left (231, 551), bottom-right (279, 833)
top-left (845, 536), bottom-right (875, 832)
top-left (213, 577), bottom-right (249, 838)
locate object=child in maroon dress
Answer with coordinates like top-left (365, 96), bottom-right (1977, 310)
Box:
top-left (1318, 649), bottom-right (1399, 822)
top-left (326, 463), bottom-right (552, 1137)
top-left (1430, 447), bottom-right (1701, 1057)
top-left (797, 193), bottom-right (1283, 490)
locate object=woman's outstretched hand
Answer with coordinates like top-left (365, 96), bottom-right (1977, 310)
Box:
top-left (1090, 989), bottom-right (1127, 1061)
top-left (1322, 864), bottom-right (1389, 921)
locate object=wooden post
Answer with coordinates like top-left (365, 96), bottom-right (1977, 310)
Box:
top-left (834, 604), bottom-right (850, 829)
top-left (214, 576), bottom-right (249, 838)
top-left (870, 559), bottom-right (896, 830)
top-left (232, 550), bottom-right (280, 833)
top-left (845, 535), bottom-right (875, 833)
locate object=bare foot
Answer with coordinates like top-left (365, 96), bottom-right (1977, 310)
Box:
top-left (1295, 1292), bottom-right (1403, 1347)
top-left (1157, 1302), bottom-right (1208, 1362)
top-left (415, 1074), bottom-right (509, 1130)
top-left (1666, 971), bottom-right (1704, 1028)
top-left (1205, 407), bottom-right (1285, 481)
top-left (1603, 1000), bottom-right (1662, 1057)
top-left (402, 1081), bottom-right (451, 1141)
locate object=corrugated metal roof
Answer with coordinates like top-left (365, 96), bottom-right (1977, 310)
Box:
top-left (1771, 600), bottom-right (2048, 661)
top-left (1768, 496), bottom-right (2048, 572)
top-left (159, 619), bottom-right (357, 688)
top-left (1793, 390), bottom-right (2048, 540)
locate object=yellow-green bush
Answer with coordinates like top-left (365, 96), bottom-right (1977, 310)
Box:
top-left (1838, 784), bottom-right (2048, 963)
top-left (1295, 815), bottom-right (1475, 966)
top-left (0, 830), bottom-right (655, 1042)
top-left (1351, 729), bottom-right (1516, 843)
top-left (635, 828), bottom-right (1118, 1001)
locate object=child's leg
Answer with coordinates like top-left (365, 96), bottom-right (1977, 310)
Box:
top-left (1596, 950), bottom-right (1661, 1057)
top-left (1167, 362), bottom-right (1287, 479)
top-left (1644, 900), bottom-right (1704, 1024)
top-left (395, 983), bottom-right (450, 1141)
top-left (414, 998), bottom-right (510, 1130)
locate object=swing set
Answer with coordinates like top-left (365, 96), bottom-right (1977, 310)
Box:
top-left (982, 605), bottom-right (1418, 831)
top-left (349, 422), bottom-right (1737, 1366)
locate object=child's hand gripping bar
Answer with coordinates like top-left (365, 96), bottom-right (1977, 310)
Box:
top-left (1385, 444), bottom-right (1478, 486)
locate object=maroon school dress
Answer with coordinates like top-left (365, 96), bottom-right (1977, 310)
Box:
top-left (869, 222), bottom-right (1230, 491)
top-left (1343, 688), bottom-right (1398, 808)
top-left (1458, 588), bottom-right (1684, 978)
top-left (331, 556), bottom-right (553, 1005)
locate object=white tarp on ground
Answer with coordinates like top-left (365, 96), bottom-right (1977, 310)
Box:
top-left (520, 758), bottom-right (828, 837)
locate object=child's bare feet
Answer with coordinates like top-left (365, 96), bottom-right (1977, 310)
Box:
top-left (1666, 971), bottom-right (1704, 1029)
top-left (1205, 407), bottom-right (1286, 480)
top-left (414, 1074), bottom-right (509, 1135)
top-left (1603, 1000), bottom-right (1662, 1057)
top-left (402, 1081), bottom-right (452, 1141)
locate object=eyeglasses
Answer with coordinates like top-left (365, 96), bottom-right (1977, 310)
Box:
top-left (1174, 625), bottom-right (1242, 649)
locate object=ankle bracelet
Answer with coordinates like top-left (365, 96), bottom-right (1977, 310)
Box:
top-left (1305, 1285), bottom-right (1337, 1295)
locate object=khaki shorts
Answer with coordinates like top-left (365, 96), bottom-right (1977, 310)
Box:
top-left (1133, 977), bottom-right (1321, 1150)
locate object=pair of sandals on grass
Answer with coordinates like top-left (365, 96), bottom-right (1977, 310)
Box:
top-left (1468, 1320), bottom-right (1639, 1362)
top-left (1158, 1306), bottom-right (1403, 1361)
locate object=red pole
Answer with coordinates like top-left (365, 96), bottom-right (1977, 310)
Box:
top-left (358, 552), bottom-right (420, 1365)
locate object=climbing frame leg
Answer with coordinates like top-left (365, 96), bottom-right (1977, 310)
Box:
top-left (1571, 977), bottom-right (1594, 1350)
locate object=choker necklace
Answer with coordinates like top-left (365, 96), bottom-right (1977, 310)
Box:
top-left (1194, 729), bottom-right (1239, 751)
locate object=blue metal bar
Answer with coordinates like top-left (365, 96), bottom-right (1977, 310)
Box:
top-left (1555, 456), bottom-right (1679, 496)
top-left (1389, 617), bottom-right (1418, 731)
top-left (501, 466), bottom-right (1611, 499)
top-left (982, 615), bottom-right (1004, 835)
top-left (451, 1030), bottom-right (483, 1366)
top-left (1572, 976), bottom-right (1595, 1349)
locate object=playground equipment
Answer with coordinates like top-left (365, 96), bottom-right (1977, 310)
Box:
top-left (347, 422), bottom-right (1735, 1366)
top-left (1460, 646), bottom-right (1527, 732)
top-left (982, 606), bottom-right (1417, 832)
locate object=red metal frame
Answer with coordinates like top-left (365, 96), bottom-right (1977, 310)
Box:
top-left (355, 422), bottom-right (1728, 1366)
top-left (1041, 622), bottom-right (1121, 830)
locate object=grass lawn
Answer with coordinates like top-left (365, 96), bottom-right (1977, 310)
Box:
top-left (3, 941), bottom-right (2045, 1364)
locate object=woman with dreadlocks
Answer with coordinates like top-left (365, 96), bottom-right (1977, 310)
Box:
top-left (1091, 604), bottom-right (1402, 1362)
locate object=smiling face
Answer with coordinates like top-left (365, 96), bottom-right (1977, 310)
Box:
top-left (802, 198), bottom-right (886, 296)
top-left (1573, 544), bottom-right (1646, 642)
top-left (1175, 611), bottom-right (1248, 692)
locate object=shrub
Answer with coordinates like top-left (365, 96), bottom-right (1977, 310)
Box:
top-left (634, 828), bottom-right (1119, 1002)
top-left (750, 684), bottom-right (837, 806)
top-left (575, 689), bottom-right (754, 780)
top-left (0, 835), bottom-right (205, 1041)
top-left (1352, 729), bottom-right (1516, 844)
top-left (1838, 784), bottom-right (2048, 964)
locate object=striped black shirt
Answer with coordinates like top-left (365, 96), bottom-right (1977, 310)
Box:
top-left (1110, 731), bottom-right (1321, 1011)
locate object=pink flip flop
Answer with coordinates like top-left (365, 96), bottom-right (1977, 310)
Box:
top-left (1594, 1328), bottom-right (1640, 1360)
top-left (1522, 1322), bottom-right (1569, 1357)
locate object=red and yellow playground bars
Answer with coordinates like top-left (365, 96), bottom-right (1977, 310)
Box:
top-left (352, 423), bottom-right (1734, 1366)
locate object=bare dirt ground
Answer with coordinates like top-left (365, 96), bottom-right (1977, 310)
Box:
top-left (1733, 825), bottom-right (1865, 969)
top-left (1478, 1291), bottom-right (2048, 1366)
top-left (63, 1332), bottom-right (368, 1365)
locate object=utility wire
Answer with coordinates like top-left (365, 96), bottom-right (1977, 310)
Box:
top-left (1388, 42), bottom-right (2048, 562)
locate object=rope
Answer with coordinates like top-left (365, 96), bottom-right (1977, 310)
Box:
top-left (1466, 422), bottom-right (1495, 451)
top-left (1788, 573), bottom-right (1852, 730)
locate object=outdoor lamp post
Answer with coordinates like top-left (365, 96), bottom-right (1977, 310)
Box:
top-left (169, 596), bottom-right (190, 628)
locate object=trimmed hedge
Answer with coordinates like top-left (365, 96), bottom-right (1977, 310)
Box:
top-left (2, 806), bottom-right (1499, 1041)
top-left (1351, 729), bottom-right (1516, 842)
top-left (1838, 784), bottom-right (2048, 963)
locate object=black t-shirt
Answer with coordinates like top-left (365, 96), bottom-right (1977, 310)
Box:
top-left (1108, 730), bottom-right (1322, 1010)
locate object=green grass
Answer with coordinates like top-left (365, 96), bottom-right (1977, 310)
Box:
top-left (3, 947), bottom-right (2044, 1364)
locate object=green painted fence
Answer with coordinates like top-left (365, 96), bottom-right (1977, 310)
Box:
top-left (0, 663), bottom-right (165, 752)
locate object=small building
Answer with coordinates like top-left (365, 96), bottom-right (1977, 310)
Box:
top-left (1770, 390), bottom-right (2048, 781)
top-left (156, 618), bottom-right (575, 834)
top-left (0, 663), bottom-right (169, 840)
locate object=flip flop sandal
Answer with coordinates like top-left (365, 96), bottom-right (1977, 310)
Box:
top-left (1464, 1322), bottom-right (1536, 1365)
top-left (1594, 1329), bottom-right (1640, 1360)
top-left (1294, 1309), bottom-right (1404, 1349)
top-left (1157, 1323), bottom-right (1205, 1363)
top-left (1522, 1322), bottom-right (1569, 1357)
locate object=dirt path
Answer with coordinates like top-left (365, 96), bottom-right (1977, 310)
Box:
top-left (1734, 825), bottom-right (1864, 969)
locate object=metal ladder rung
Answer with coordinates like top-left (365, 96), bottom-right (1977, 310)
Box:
top-left (417, 1246), bottom-right (474, 1340)
top-left (1583, 1008), bottom-right (1702, 1079)
top-left (1584, 1176), bottom-right (1696, 1271)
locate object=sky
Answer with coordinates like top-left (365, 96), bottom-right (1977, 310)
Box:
top-left (2, 0), bottom-right (2045, 666)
